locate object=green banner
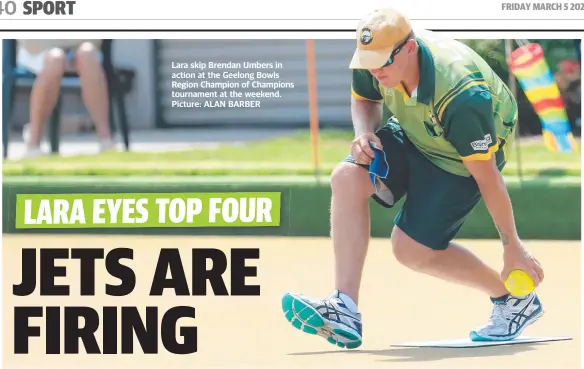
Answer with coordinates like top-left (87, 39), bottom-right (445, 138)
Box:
top-left (15, 192), bottom-right (281, 229)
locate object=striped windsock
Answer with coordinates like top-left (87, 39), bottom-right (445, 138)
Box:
top-left (508, 43), bottom-right (577, 152)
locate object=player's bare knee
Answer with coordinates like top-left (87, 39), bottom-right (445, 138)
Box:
top-left (42, 48), bottom-right (66, 75)
top-left (74, 42), bottom-right (100, 72)
top-left (391, 226), bottom-right (436, 270)
top-left (330, 162), bottom-right (374, 198)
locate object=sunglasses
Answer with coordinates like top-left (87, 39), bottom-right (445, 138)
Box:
top-left (381, 31), bottom-right (415, 68)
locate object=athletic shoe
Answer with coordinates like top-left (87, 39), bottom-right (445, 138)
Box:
top-left (23, 145), bottom-right (45, 159)
top-left (99, 138), bottom-right (116, 153)
top-left (21, 123), bottom-right (46, 159)
top-left (281, 290), bottom-right (363, 349)
top-left (470, 292), bottom-right (544, 341)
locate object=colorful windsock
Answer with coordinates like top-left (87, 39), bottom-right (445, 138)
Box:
top-left (508, 43), bottom-right (578, 152)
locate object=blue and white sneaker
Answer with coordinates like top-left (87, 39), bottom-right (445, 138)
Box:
top-left (281, 290), bottom-right (363, 349)
top-left (470, 292), bottom-right (544, 341)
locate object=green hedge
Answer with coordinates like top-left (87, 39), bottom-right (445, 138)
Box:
top-left (2, 176), bottom-right (581, 240)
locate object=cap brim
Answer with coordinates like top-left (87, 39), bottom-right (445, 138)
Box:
top-left (349, 45), bottom-right (395, 69)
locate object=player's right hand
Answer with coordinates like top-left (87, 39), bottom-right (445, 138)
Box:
top-left (351, 132), bottom-right (382, 165)
top-left (502, 240), bottom-right (544, 288)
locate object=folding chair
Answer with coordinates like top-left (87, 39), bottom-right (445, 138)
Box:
top-left (2, 39), bottom-right (131, 159)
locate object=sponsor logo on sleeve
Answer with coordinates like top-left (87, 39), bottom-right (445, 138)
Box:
top-left (470, 134), bottom-right (493, 151)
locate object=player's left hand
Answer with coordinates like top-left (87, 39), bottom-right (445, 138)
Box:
top-left (501, 240), bottom-right (544, 287)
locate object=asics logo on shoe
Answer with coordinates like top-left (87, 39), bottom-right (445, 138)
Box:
top-left (315, 300), bottom-right (362, 334)
top-left (508, 295), bottom-right (539, 335)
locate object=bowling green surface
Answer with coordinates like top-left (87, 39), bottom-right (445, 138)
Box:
top-left (2, 234), bottom-right (581, 369)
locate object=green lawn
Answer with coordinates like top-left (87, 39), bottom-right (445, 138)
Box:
top-left (3, 129), bottom-right (581, 176)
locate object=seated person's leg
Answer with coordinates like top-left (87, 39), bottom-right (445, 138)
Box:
top-left (71, 41), bottom-right (113, 151)
top-left (25, 48), bottom-right (66, 156)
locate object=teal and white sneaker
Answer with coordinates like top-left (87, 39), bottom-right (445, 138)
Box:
top-left (281, 290), bottom-right (363, 349)
top-left (470, 292), bottom-right (544, 341)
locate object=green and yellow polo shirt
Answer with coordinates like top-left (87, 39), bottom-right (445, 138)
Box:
top-left (351, 31), bottom-right (518, 177)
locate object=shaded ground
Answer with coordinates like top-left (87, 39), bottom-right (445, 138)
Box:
top-left (3, 127), bottom-right (298, 161)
